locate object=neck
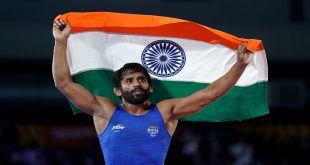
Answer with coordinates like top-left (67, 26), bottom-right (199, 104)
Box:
top-left (121, 100), bottom-right (152, 116)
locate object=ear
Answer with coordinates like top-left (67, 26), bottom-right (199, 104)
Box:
top-left (114, 87), bottom-right (122, 96)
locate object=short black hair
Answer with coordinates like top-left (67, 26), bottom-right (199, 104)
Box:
top-left (113, 63), bottom-right (152, 88)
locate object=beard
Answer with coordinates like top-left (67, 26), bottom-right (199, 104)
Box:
top-left (121, 87), bottom-right (150, 104)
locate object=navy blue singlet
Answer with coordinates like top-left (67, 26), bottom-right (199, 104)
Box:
top-left (98, 104), bottom-right (171, 165)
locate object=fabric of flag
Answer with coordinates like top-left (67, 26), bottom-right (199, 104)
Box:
top-left (55, 12), bottom-right (269, 122)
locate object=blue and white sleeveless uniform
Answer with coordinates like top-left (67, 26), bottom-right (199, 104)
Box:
top-left (98, 104), bottom-right (171, 165)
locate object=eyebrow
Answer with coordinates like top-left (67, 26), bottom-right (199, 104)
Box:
top-left (122, 75), bottom-right (147, 82)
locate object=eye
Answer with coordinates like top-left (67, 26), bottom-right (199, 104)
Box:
top-left (125, 78), bottom-right (133, 84)
top-left (138, 77), bottom-right (147, 83)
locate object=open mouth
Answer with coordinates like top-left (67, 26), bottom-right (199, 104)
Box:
top-left (131, 88), bottom-right (144, 95)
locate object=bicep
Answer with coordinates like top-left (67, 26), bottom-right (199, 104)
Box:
top-left (172, 88), bottom-right (216, 119)
top-left (57, 81), bottom-right (101, 115)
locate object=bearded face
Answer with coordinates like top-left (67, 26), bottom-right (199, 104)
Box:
top-left (116, 71), bottom-right (152, 104)
top-left (120, 86), bottom-right (151, 104)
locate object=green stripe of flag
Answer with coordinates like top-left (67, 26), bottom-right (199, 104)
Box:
top-left (71, 70), bottom-right (269, 122)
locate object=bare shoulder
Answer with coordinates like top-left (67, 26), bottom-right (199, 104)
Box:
top-left (156, 98), bottom-right (182, 119)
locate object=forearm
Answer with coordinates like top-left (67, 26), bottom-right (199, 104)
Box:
top-left (52, 40), bottom-right (72, 88)
top-left (172, 62), bottom-right (247, 117)
top-left (207, 61), bottom-right (247, 99)
top-left (207, 43), bottom-right (253, 99)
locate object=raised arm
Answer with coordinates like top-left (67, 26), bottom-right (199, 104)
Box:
top-left (170, 43), bottom-right (254, 119)
top-left (52, 19), bottom-right (115, 116)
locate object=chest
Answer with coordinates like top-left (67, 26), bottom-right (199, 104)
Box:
top-left (105, 114), bottom-right (164, 141)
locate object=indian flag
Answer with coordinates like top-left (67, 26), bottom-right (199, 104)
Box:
top-left (56, 12), bottom-right (269, 122)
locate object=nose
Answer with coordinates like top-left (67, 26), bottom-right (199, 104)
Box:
top-left (133, 79), bottom-right (141, 87)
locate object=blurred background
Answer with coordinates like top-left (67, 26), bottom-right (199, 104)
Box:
top-left (0, 0), bottom-right (309, 164)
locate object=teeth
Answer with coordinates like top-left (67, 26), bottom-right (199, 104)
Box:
top-left (132, 89), bottom-right (143, 94)
top-left (133, 89), bottom-right (143, 92)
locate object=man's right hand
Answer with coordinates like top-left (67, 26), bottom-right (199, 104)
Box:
top-left (53, 19), bottom-right (71, 43)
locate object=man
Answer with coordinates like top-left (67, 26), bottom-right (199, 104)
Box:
top-left (52, 19), bottom-right (253, 165)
